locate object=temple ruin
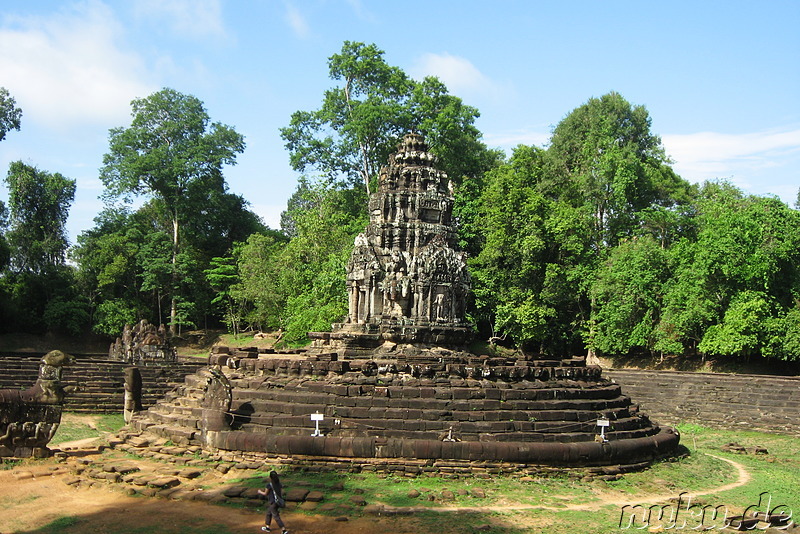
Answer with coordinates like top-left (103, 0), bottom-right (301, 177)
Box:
top-left (124, 133), bottom-right (679, 474)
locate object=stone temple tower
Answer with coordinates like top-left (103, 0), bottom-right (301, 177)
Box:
top-left (317, 132), bottom-right (473, 354)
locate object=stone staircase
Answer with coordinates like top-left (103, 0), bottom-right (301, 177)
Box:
top-left (0, 354), bottom-right (205, 413)
top-left (130, 371), bottom-right (210, 446)
top-left (605, 369), bottom-right (800, 435)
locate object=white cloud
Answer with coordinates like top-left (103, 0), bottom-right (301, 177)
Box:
top-left (410, 52), bottom-right (503, 99)
top-left (133, 0), bottom-right (226, 39)
top-left (0, 1), bottom-right (155, 129)
top-left (284, 3), bottom-right (310, 39)
top-left (662, 128), bottom-right (800, 188)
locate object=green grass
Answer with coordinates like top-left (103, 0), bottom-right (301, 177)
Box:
top-left (49, 412), bottom-right (126, 445)
top-left (215, 425), bottom-right (800, 533)
top-left (37, 515), bottom-right (82, 533)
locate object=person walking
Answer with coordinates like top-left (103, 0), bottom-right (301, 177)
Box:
top-left (257, 471), bottom-right (288, 533)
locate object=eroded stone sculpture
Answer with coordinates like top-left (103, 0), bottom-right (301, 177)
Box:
top-left (315, 133), bottom-right (472, 354)
top-left (109, 319), bottom-right (176, 364)
top-left (0, 350), bottom-right (74, 457)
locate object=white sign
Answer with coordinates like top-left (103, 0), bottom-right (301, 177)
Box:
top-left (311, 413), bottom-right (324, 421)
top-left (597, 418), bottom-right (610, 427)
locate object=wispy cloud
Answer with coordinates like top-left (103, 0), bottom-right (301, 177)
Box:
top-left (410, 52), bottom-right (501, 98)
top-left (662, 128), bottom-right (800, 189)
top-left (345, 0), bottom-right (377, 23)
top-left (284, 2), bottom-right (310, 39)
top-left (133, 0), bottom-right (226, 40)
top-left (0, 1), bottom-right (155, 129)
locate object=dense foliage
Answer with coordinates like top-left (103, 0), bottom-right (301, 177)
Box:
top-left (1, 49), bottom-right (798, 362)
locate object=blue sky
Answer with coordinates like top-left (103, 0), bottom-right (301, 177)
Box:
top-left (0, 0), bottom-right (798, 243)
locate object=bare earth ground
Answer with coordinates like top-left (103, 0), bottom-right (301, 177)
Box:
top-left (0, 440), bottom-right (755, 534)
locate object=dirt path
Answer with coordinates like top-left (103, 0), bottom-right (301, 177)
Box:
top-left (0, 453), bottom-right (751, 533)
top-left (0, 464), bottom-right (424, 534)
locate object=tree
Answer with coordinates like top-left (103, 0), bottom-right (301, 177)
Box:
top-left (205, 255), bottom-right (242, 336)
top-left (280, 41), bottom-right (498, 196)
top-left (547, 92), bottom-right (692, 251)
top-left (0, 87), bottom-right (22, 142)
top-left (0, 161), bottom-right (85, 334)
top-left (469, 145), bottom-right (595, 353)
top-left (5, 161), bottom-right (75, 274)
top-left (100, 88), bottom-right (245, 334)
top-left (591, 235), bottom-right (669, 355)
top-left (655, 182), bottom-right (800, 359)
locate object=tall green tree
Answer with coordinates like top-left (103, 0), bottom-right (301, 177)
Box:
top-left (280, 41), bottom-right (498, 197)
top-left (5, 161), bottom-right (76, 274)
top-left (1, 161), bottom-right (85, 334)
top-left (470, 146), bottom-right (595, 353)
top-left (547, 92), bottom-right (692, 250)
top-left (0, 87), bottom-right (22, 142)
top-left (655, 182), bottom-right (800, 359)
top-left (591, 235), bottom-right (669, 355)
top-left (100, 88), bottom-right (245, 334)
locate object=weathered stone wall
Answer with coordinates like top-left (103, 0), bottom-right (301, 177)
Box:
top-left (605, 369), bottom-right (800, 435)
top-left (0, 355), bottom-right (204, 413)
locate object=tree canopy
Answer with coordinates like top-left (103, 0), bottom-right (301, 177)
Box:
top-left (0, 87), bottom-right (22, 143)
top-left (280, 41), bottom-right (499, 196)
top-left (100, 88), bottom-right (246, 334)
top-left (1, 42), bottom-right (797, 366)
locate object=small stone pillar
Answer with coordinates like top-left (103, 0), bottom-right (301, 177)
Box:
top-left (123, 367), bottom-right (143, 423)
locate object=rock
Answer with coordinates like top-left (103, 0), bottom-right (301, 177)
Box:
top-left (284, 488), bottom-right (310, 502)
top-left (127, 436), bottom-right (150, 448)
top-left (334, 516), bottom-right (349, 522)
top-left (471, 488), bottom-right (486, 499)
top-left (240, 487), bottom-right (262, 499)
top-left (13, 471), bottom-right (34, 480)
top-left (215, 463), bottom-right (232, 474)
top-left (364, 504), bottom-right (384, 515)
top-left (441, 490), bottom-right (455, 500)
top-left (407, 489), bottom-right (421, 498)
top-left (350, 495), bottom-right (367, 506)
top-left (148, 477), bottom-right (181, 489)
top-left (222, 485), bottom-right (248, 498)
top-left (306, 490), bottom-right (324, 502)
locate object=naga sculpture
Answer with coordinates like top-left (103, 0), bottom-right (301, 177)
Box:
top-left (0, 350), bottom-right (74, 457)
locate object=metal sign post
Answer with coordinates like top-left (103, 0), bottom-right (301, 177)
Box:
top-left (311, 412), bottom-right (324, 437)
top-left (597, 418), bottom-right (610, 442)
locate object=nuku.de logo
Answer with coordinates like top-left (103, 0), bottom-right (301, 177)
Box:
top-left (618, 491), bottom-right (794, 530)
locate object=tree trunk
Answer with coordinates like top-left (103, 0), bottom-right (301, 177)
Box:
top-left (169, 215), bottom-right (179, 336)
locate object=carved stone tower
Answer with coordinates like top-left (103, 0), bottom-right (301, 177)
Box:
top-left (321, 132), bottom-right (473, 352)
